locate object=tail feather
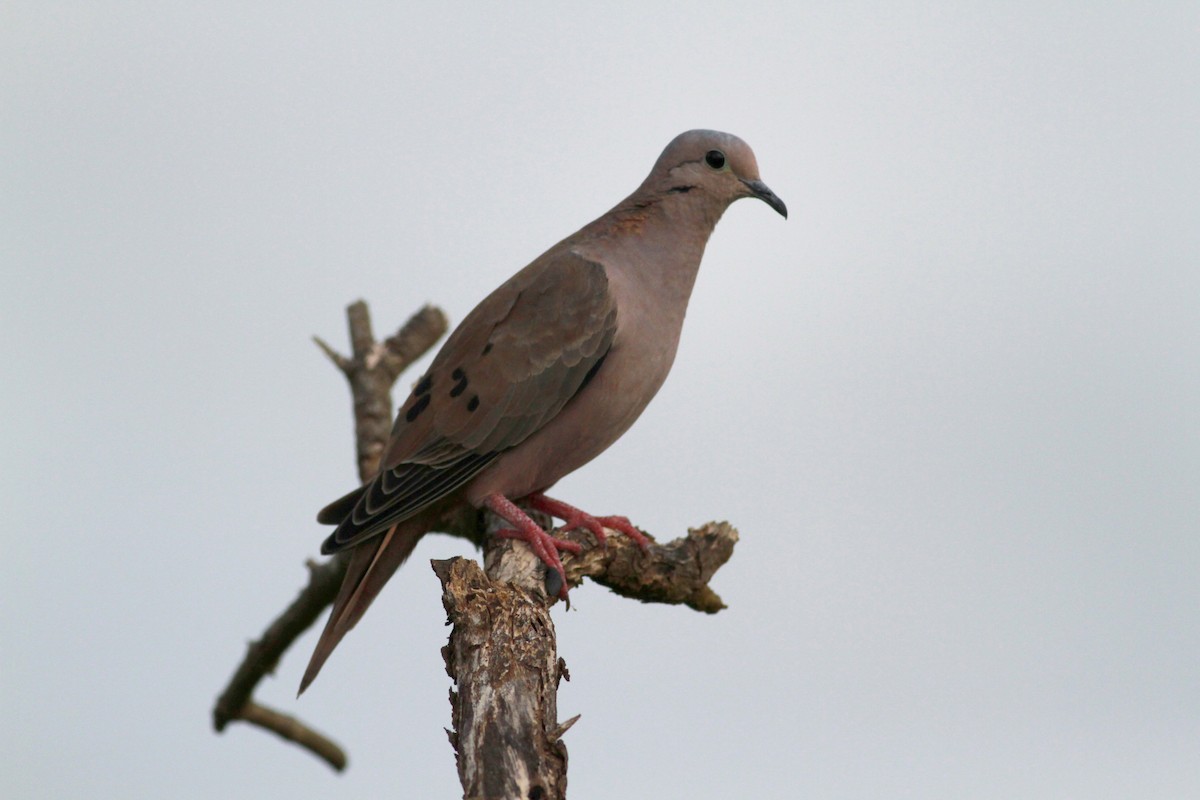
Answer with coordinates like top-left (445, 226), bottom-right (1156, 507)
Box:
top-left (298, 518), bottom-right (425, 695)
top-left (316, 485), bottom-right (367, 525)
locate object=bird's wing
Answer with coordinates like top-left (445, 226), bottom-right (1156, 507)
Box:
top-left (321, 250), bottom-right (617, 552)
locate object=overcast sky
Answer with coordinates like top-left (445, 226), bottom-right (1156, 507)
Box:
top-left (3, 3), bottom-right (1198, 798)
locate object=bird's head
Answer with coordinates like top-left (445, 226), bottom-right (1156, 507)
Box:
top-left (648, 129), bottom-right (787, 219)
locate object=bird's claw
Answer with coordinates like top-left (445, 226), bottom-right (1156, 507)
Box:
top-left (527, 493), bottom-right (652, 550)
top-left (485, 493), bottom-right (581, 600)
top-left (588, 514), bottom-right (651, 550)
top-left (484, 492), bottom-right (652, 603)
top-left (493, 527), bottom-right (574, 600)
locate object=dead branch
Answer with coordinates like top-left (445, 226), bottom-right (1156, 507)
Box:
top-left (212, 301), bottom-right (448, 770)
top-left (319, 301), bottom-right (449, 483)
top-left (437, 556), bottom-right (570, 800)
top-left (437, 517), bottom-right (738, 799)
top-left (212, 300), bottom-right (740, 793)
top-left (559, 521), bottom-right (739, 612)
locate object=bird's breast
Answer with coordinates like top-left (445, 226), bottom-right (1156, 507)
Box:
top-left (462, 296), bottom-right (685, 505)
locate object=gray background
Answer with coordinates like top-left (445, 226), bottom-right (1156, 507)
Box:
top-left (4, 3), bottom-right (1197, 798)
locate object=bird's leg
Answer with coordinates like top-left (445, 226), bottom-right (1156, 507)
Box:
top-left (483, 493), bottom-right (582, 600)
top-left (525, 492), bottom-right (652, 550)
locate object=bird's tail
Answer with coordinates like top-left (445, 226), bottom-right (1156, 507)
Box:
top-left (298, 516), bottom-right (427, 695)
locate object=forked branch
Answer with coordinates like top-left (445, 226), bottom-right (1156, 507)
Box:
top-left (211, 300), bottom-right (739, 794)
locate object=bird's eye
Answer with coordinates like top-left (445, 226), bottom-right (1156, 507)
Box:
top-left (704, 150), bottom-right (726, 169)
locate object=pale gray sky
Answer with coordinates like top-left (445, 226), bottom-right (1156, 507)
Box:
top-left (3, 3), bottom-right (1198, 798)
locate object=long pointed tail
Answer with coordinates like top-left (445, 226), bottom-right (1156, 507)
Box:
top-left (298, 518), bottom-right (426, 695)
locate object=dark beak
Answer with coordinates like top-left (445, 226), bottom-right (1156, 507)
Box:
top-left (742, 179), bottom-right (788, 219)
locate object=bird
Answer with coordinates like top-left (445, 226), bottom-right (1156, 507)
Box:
top-left (300, 129), bottom-right (786, 694)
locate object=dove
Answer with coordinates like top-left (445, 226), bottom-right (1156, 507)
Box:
top-left (300, 129), bottom-right (786, 693)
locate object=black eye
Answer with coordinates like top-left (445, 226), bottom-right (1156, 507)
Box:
top-left (704, 150), bottom-right (726, 169)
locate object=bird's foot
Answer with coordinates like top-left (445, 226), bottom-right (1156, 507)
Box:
top-left (483, 493), bottom-right (581, 600)
top-left (526, 492), bottom-right (652, 550)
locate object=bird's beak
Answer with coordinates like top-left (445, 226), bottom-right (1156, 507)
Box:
top-left (741, 178), bottom-right (788, 219)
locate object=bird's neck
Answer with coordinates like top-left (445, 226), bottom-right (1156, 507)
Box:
top-left (575, 189), bottom-right (728, 310)
top-left (603, 185), bottom-right (728, 240)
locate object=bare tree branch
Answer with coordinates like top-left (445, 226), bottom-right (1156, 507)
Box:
top-left (238, 701), bottom-right (348, 772)
top-left (437, 556), bottom-right (570, 800)
top-left (312, 335), bottom-right (351, 375)
top-left (561, 521), bottom-right (739, 613)
top-left (437, 518), bottom-right (739, 799)
top-left (213, 300), bottom-right (741, 793)
top-left (212, 555), bottom-right (348, 735)
top-left (339, 301), bottom-right (448, 482)
top-left (211, 301), bottom-right (447, 770)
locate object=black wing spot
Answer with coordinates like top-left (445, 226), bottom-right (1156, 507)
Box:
top-left (405, 393), bottom-right (431, 422)
top-left (450, 372), bottom-right (469, 397)
top-left (668, 185), bottom-right (695, 194)
top-left (414, 374), bottom-right (432, 395)
top-left (481, 342), bottom-right (493, 356)
top-left (467, 395), bottom-right (480, 412)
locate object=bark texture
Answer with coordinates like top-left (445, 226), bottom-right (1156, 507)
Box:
top-left (437, 557), bottom-right (572, 800)
top-left (212, 301), bottom-right (448, 770)
top-left (212, 301), bottom-right (740, 798)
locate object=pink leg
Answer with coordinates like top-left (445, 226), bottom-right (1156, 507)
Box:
top-left (483, 493), bottom-right (581, 600)
top-left (526, 493), bottom-right (652, 550)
